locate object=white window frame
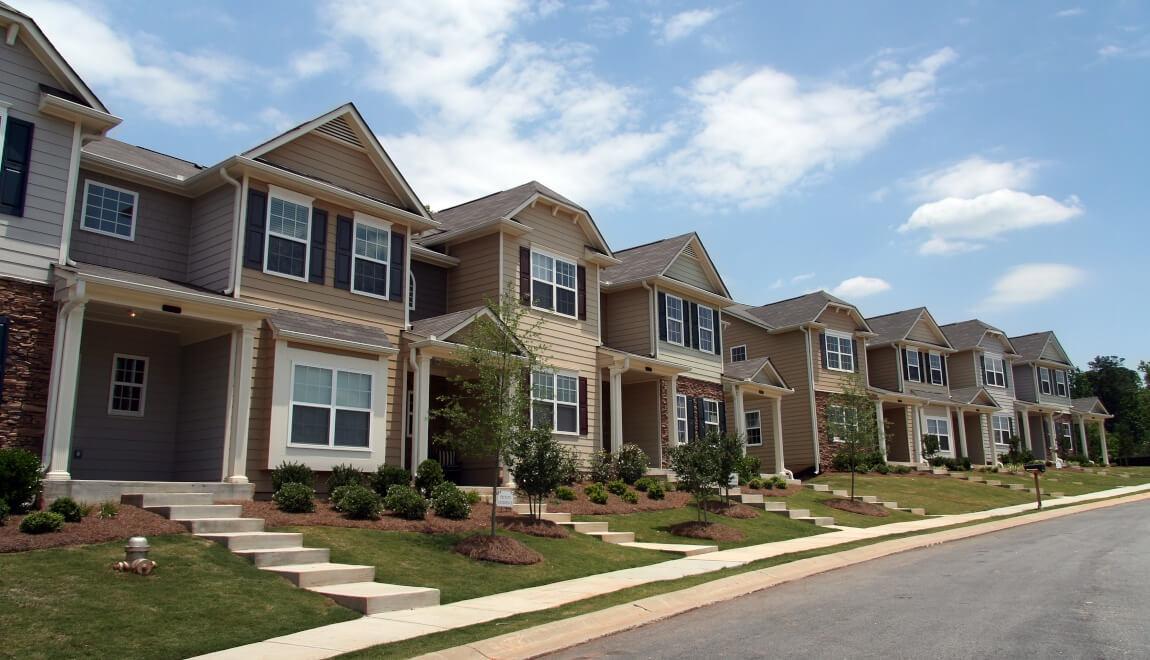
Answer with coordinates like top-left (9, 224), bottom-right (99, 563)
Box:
top-left (81, 180), bottom-right (139, 242)
top-left (263, 185), bottom-right (313, 283)
top-left (827, 404), bottom-right (858, 443)
top-left (730, 345), bottom-right (747, 363)
top-left (530, 248), bottom-right (578, 319)
top-left (992, 414), bottom-right (1013, 447)
top-left (288, 360), bottom-right (375, 450)
top-left (350, 211), bottom-right (391, 300)
top-left (745, 410), bottom-right (762, 446)
top-left (983, 353), bottom-right (1006, 388)
top-left (928, 352), bottom-right (944, 385)
top-left (675, 393), bottom-right (688, 443)
top-left (697, 304), bottom-right (715, 353)
top-left (905, 348), bottom-right (922, 382)
top-left (1061, 421), bottom-right (1073, 444)
top-left (407, 271), bottom-right (416, 311)
top-left (1055, 370), bottom-right (1068, 397)
top-left (531, 369), bottom-right (580, 435)
top-left (702, 398), bottom-right (721, 434)
top-left (107, 353), bottom-right (148, 417)
top-left (825, 330), bottom-right (854, 372)
top-left (1038, 367), bottom-right (1052, 395)
top-left (665, 293), bottom-right (684, 345)
top-left (926, 416), bottom-right (952, 456)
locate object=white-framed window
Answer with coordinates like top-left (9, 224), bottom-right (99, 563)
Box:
top-left (289, 363), bottom-right (373, 448)
top-left (983, 353), bottom-right (1006, 388)
top-left (407, 272), bottom-right (416, 311)
top-left (928, 352), bottom-right (944, 385)
top-left (730, 345), bottom-right (747, 363)
top-left (1038, 367), bottom-right (1052, 395)
top-left (531, 249), bottom-right (577, 318)
top-left (665, 294), bottom-right (684, 345)
top-left (992, 414), bottom-right (1013, 447)
top-left (745, 410), bottom-right (762, 446)
top-left (824, 331), bottom-right (854, 372)
top-left (926, 417), bottom-right (952, 455)
top-left (531, 370), bottom-right (579, 434)
top-left (675, 394), bottom-right (688, 443)
top-left (905, 349), bottom-right (922, 382)
top-left (1055, 370), bottom-right (1069, 397)
top-left (81, 181), bottom-right (138, 241)
top-left (1061, 421), bottom-right (1073, 443)
top-left (827, 404), bottom-right (858, 443)
top-left (108, 354), bottom-right (148, 417)
top-left (264, 186), bottom-right (313, 281)
top-left (698, 304), bottom-right (715, 353)
top-left (352, 212), bottom-right (391, 299)
top-left (702, 398), bottom-right (721, 434)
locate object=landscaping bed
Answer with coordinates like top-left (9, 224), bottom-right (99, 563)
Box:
top-left (241, 499), bottom-right (540, 534)
top-left (574, 502), bottom-right (827, 550)
top-left (808, 473), bottom-right (1033, 514)
top-left (669, 520), bottom-right (745, 542)
top-left (739, 483), bottom-right (803, 497)
top-left (962, 466), bottom-right (1150, 496)
top-left (822, 497), bottom-right (890, 517)
top-left (544, 483), bottom-right (692, 515)
top-left (0, 505), bottom-right (186, 553)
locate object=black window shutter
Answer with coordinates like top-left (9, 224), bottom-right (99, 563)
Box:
top-left (308, 208), bottom-right (327, 284)
top-left (334, 215), bottom-right (353, 290)
top-left (0, 316), bottom-right (9, 400)
top-left (941, 355), bottom-right (949, 385)
top-left (1003, 361), bottom-right (1010, 388)
top-left (389, 230), bottom-right (404, 301)
top-left (657, 292), bottom-right (667, 342)
top-left (712, 308), bottom-right (722, 355)
top-left (718, 400), bottom-right (727, 435)
top-left (688, 302), bottom-right (699, 349)
top-left (0, 118), bottom-right (34, 216)
top-left (820, 333), bottom-right (828, 369)
top-left (686, 396), bottom-right (697, 441)
top-left (979, 355), bottom-right (987, 385)
top-left (578, 376), bottom-right (588, 435)
top-left (242, 189), bottom-right (267, 269)
top-left (577, 265), bottom-right (587, 321)
top-left (519, 246), bottom-right (531, 305)
top-left (851, 339), bottom-right (859, 372)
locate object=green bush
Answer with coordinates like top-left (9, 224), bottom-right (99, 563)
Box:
top-left (739, 455), bottom-right (762, 484)
top-left (1002, 437), bottom-right (1034, 465)
top-left (874, 463), bottom-right (891, 475)
top-left (747, 476), bottom-right (766, 490)
top-left (614, 444), bottom-right (649, 484)
top-left (273, 483), bottom-right (316, 513)
top-left (0, 447), bottom-right (43, 514)
top-left (98, 501), bottom-right (119, 519)
top-left (271, 461), bottom-right (314, 491)
top-left (620, 489), bottom-right (639, 504)
top-left (20, 511), bottom-right (64, 534)
top-left (329, 484), bottom-right (353, 511)
top-left (633, 477), bottom-right (655, 492)
top-left (832, 448), bottom-right (886, 473)
top-left (770, 476), bottom-right (788, 489)
top-left (555, 486), bottom-right (576, 501)
top-left (340, 485), bottom-right (383, 520)
top-left (584, 482), bottom-right (609, 505)
top-left (430, 482), bottom-right (471, 520)
top-left (465, 491), bottom-right (482, 506)
top-left (327, 464), bottom-right (365, 492)
top-left (894, 465), bottom-right (912, 474)
top-left (414, 460), bottom-right (445, 498)
top-left (606, 480), bottom-right (628, 496)
top-left (0, 500), bottom-right (8, 525)
top-left (48, 497), bottom-right (84, 523)
top-left (384, 485), bottom-right (427, 520)
top-left (557, 449), bottom-right (581, 486)
top-left (372, 464), bottom-right (411, 498)
top-left (646, 481), bottom-right (666, 500)
top-left (587, 450), bottom-right (614, 484)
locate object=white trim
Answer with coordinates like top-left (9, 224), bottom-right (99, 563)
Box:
top-left (675, 393), bottom-right (688, 444)
top-left (1038, 367), bottom-right (1053, 395)
top-left (824, 329), bottom-right (855, 372)
top-left (665, 293), bottom-right (685, 346)
top-left (531, 369), bottom-right (580, 435)
top-left (408, 271), bottom-right (416, 311)
top-left (0, 104), bottom-right (7, 175)
top-left (926, 415), bottom-right (953, 456)
top-left (529, 247), bottom-right (578, 320)
top-left (730, 344), bottom-right (747, 363)
top-left (263, 186), bottom-right (313, 282)
top-left (702, 397), bottom-right (721, 434)
top-left (107, 353), bottom-right (148, 417)
top-left (905, 348), bottom-right (922, 382)
top-left (267, 184), bottom-right (314, 208)
top-left (80, 180), bottom-right (139, 241)
top-left (745, 409), bottom-right (762, 446)
top-left (287, 360), bottom-right (375, 450)
top-left (697, 303), bottom-right (715, 353)
top-left (350, 212), bottom-right (392, 300)
top-left (991, 414), bottom-right (1013, 448)
top-left (983, 352), bottom-right (1006, 388)
top-left (826, 404), bottom-right (858, 443)
top-left (928, 351), bottom-right (944, 385)
top-left (1054, 369), bottom-right (1069, 397)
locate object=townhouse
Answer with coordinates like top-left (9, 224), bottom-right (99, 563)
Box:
top-left (939, 319), bottom-right (1023, 464)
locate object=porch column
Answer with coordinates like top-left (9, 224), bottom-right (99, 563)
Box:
top-left (43, 300), bottom-right (86, 481)
top-left (666, 376), bottom-right (678, 448)
top-left (907, 405), bottom-right (918, 463)
top-left (1045, 413), bottom-right (1057, 457)
top-left (772, 396), bottom-right (785, 475)
top-left (875, 400), bottom-right (887, 461)
top-left (731, 385), bottom-right (746, 456)
top-left (609, 367), bottom-right (624, 452)
top-left (914, 405), bottom-right (926, 463)
top-left (1021, 412), bottom-right (1033, 452)
top-left (1078, 416), bottom-right (1090, 461)
top-left (1099, 421), bottom-right (1109, 466)
top-left (955, 408), bottom-right (968, 460)
top-left (980, 413), bottom-right (992, 465)
top-left (413, 353), bottom-right (432, 468)
top-left (225, 324), bottom-right (257, 483)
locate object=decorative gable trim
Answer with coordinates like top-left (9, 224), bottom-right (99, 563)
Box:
top-left (658, 233), bottom-right (731, 298)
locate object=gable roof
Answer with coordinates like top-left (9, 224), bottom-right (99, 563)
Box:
top-left (0, 3), bottom-right (109, 113)
top-left (83, 137), bottom-right (205, 181)
top-left (1072, 396), bottom-right (1111, 417)
top-left (406, 306), bottom-right (527, 354)
top-left (269, 309), bottom-right (393, 353)
top-left (723, 356), bottom-right (790, 390)
top-left (602, 232), bottom-right (731, 298)
top-left (1009, 331), bottom-right (1072, 365)
top-left (949, 386), bottom-right (1001, 408)
top-left (738, 291), bottom-right (872, 333)
top-left (939, 319), bottom-right (1018, 354)
top-left (865, 307), bottom-right (952, 349)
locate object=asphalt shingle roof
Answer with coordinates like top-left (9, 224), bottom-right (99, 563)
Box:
top-left (1009, 332), bottom-right (1054, 362)
top-left (428, 181), bottom-right (583, 239)
top-left (408, 306), bottom-right (487, 339)
top-left (724, 356), bottom-right (772, 382)
top-left (940, 319), bottom-right (994, 351)
top-left (865, 307), bottom-right (926, 345)
top-left (271, 310), bottom-right (392, 351)
top-left (601, 233), bottom-right (694, 286)
top-left (949, 386), bottom-right (1000, 408)
top-left (739, 291), bottom-right (854, 329)
top-left (83, 138), bottom-right (205, 180)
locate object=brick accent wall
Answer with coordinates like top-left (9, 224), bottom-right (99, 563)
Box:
top-left (677, 376), bottom-right (722, 400)
top-left (813, 391), bottom-right (839, 473)
top-left (0, 278), bottom-right (56, 456)
top-left (659, 379), bottom-right (670, 468)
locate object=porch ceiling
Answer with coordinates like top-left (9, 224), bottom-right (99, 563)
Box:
top-left (85, 301), bottom-right (235, 345)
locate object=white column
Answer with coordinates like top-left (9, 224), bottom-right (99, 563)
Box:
top-left (955, 408), bottom-right (968, 460)
top-left (906, 405), bottom-right (917, 463)
top-left (1099, 421), bottom-right (1109, 466)
top-left (609, 367), bottom-right (624, 452)
top-left (875, 400), bottom-right (887, 461)
top-left (225, 324), bottom-right (257, 483)
top-left (914, 405), bottom-right (927, 463)
top-left (1046, 413), bottom-right (1057, 457)
top-left (43, 300), bottom-right (86, 481)
top-left (413, 353), bottom-right (432, 468)
top-left (772, 396), bottom-right (785, 475)
top-left (1021, 412), bottom-right (1033, 452)
top-left (1078, 416), bottom-right (1089, 461)
top-left (731, 385), bottom-right (747, 456)
top-left (980, 413), bottom-right (992, 465)
top-left (666, 376), bottom-right (678, 448)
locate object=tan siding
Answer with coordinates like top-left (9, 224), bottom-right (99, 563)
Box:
top-left (187, 184), bottom-right (235, 291)
top-left (867, 346), bottom-right (899, 391)
top-left (977, 333), bottom-right (1012, 354)
top-left (621, 380), bottom-right (660, 463)
top-left (947, 350), bottom-right (978, 389)
top-left (906, 317), bottom-right (945, 344)
top-left (741, 398), bottom-right (779, 472)
top-left (446, 234), bottom-right (500, 311)
top-left (812, 330), bottom-right (869, 392)
top-left (817, 307), bottom-right (858, 333)
top-left (659, 340), bottom-right (722, 381)
top-left (175, 335), bottom-right (230, 481)
top-left (245, 326), bottom-right (275, 493)
top-left (261, 132), bottom-right (404, 207)
top-left (601, 288), bottom-right (651, 355)
top-left (665, 253), bottom-right (716, 293)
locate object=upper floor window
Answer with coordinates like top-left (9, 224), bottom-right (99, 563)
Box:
top-left (531, 250), bottom-right (577, 318)
top-left (824, 331), bottom-right (854, 372)
top-left (1038, 367), bottom-right (1052, 395)
top-left (531, 370), bottom-right (579, 434)
top-left (675, 394), bottom-right (688, 444)
top-left (745, 410), bottom-right (762, 446)
top-left (928, 352), bottom-right (944, 385)
top-left (0, 110), bottom-right (34, 217)
top-left (697, 304), bottom-right (715, 353)
top-left (408, 272), bottom-right (416, 311)
top-left (108, 354), bottom-right (147, 417)
top-left (352, 213), bottom-right (391, 299)
top-left (905, 349), bottom-right (922, 382)
top-left (82, 181), bottom-right (138, 241)
top-left (265, 187), bottom-right (312, 281)
top-left (1054, 370), bottom-right (1069, 397)
top-left (702, 398), bottom-right (721, 434)
top-left (730, 345), bottom-right (747, 363)
top-left (983, 353), bottom-right (1006, 388)
top-left (665, 294), bottom-right (684, 345)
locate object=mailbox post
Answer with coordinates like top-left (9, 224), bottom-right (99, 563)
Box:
top-left (1025, 461), bottom-right (1046, 509)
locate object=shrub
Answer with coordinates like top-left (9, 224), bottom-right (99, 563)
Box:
top-left (329, 484), bottom-right (353, 511)
top-left (384, 485), bottom-right (427, 520)
top-left (327, 464), bottom-right (366, 492)
top-left (587, 450), bottom-right (614, 484)
top-left (465, 491), bottom-right (482, 506)
top-left (770, 476), bottom-right (788, 489)
top-left (874, 463), bottom-right (891, 475)
top-left (646, 481), bottom-right (666, 500)
top-left (271, 461), bottom-right (314, 492)
top-left (0, 447), bottom-right (43, 514)
top-left (606, 480), bottom-right (628, 496)
top-left (372, 465), bottom-right (411, 498)
top-left (555, 486), bottom-right (576, 501)
top-left (507, 427), bottom-right (567, 518)
top-left (0, 501), bottom-right (8, 525)
top-left (894, 465), bottom-right (912, 474)
top-left (414, 459), bottom-right (446, 498)
top-left (557, 448), bottom-right (581, 486)
top-left (620, 489), bottom-right (639, 504)
top-left (633, 477), bottom-right (656, 492)
top-left (20, 511), bottom-right (64, 534)
top-left (431, 482), bottom-right (471, 520)
top-left (340, 484), bottom-right (383, 520)
top-left (1003, 437), bottom-right (1035, 465)
top-left (584, 482), bottom-right (609, 505)
top-left (273, 483), bottom-right (316, 513)
top-left (739, 455), bottom-right (762, 484)
top-left (747, 477), bottom-right (766, 490)
top-left (48, 497), bottom-right (84, 523)
top-left (98, 501), bottom-right (119, 519)
top-left (614, 444), bottom-right (649, 484)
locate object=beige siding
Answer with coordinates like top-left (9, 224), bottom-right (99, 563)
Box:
top-left (665, 253), bottom-right (717, 293)
top-left (906, 316), bottom-right (945, 345)
top-left (621, 380), bottom-right (661, 464)
top-left (655, 287), bottom-right (724, 381)
top-left (867, 345), bottom-right (900, 391)
top-left (601, 288), bottom-right (651, 355)
top-left (978, 333), bottom-right (1012, 354)
top-left (261, 132), bottom-right (404, 207)
top-left (175, 335), bottom-right (230, 481)
top-left (947, 350), bottom-right (978, 389)
top-left (187, 184), bottom-right (235, 291)
top-left (811, 330), bottom-right (870, 392)
top-left (245, 325), bottom-right (275, 492)
top-left (740, 398), bottom-right (779, 472)
top-left (446, 233), bottom-right (501, 311)
top-left (1014, 364), bottom-right (1037, 403)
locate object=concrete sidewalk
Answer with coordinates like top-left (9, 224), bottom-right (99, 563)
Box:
top-left (193, 483), bottom-right (1150, 660)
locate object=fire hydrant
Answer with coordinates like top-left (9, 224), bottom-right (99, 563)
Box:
top-left (112, 536), bottom-right (157, 575)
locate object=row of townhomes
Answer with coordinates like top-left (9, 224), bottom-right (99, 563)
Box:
top-left (0, 4), bottom-right (1115, 501)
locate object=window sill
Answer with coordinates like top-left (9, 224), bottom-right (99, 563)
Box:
top-left (80, 224), bottom-right (135, 242)
top-left (286, 443), bottom-right (373, 452)
top-left (530, 305), bottom-right (579, 322)
top-left (263, 267), bottom-right (309, 284)
top-left (351, 286), bottom-right (392, 302)
top-left (825, 366), bottom-right (855, 374)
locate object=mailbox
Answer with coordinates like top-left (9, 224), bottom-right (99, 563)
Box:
top-left (1024, 461), bottom-right (1046, 473)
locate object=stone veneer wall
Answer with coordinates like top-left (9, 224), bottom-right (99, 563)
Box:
top-left (0, 278), bottom-right (56, 455)
top-left (658, 379), bottom-right (670, 468)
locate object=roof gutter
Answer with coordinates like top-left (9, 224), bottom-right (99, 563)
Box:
top-left (802, 325), bottom-right (820, 474)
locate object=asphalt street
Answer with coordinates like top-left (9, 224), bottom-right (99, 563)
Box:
top-left (546, 500), bottom-right (1150, 659)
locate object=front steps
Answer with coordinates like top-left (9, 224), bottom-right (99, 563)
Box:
top-left (950, 472), bottom-right (1065, 499)
top-left (725, 488), bottom-right (836, 527)
top-left (805, 483), bottom-right (927, 517)
top-left (534, 503), bottom-right (716, 554)
top-left (123, 492), bottom-right (439, 615)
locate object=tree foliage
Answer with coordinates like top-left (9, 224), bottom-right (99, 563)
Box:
top-left (1077, 355), bottom-right (1150, 463)
top-left (826, 373), bottom-right (882, 499)
top-left (667, 431), bottom-right (723, 523)
top-left (506, 426), bottom-right (571, 520)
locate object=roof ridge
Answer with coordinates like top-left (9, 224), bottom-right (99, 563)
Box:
top-left (866, 306), bottom-right (924, 321)
top-left (614, 232), bottom-right (694, 255)
top-left (752, 290), bottom-right (829, 310)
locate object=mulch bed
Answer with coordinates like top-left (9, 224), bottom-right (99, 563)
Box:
top-left (544, 483), bottom-right (693, 515)
top-left (501, 518), bottom-right (570, 538)
top-left (454, 534), bottom-right (543, 565)
top-left (740, 484), bottom-right (803, 497)
top-left (668, 521), bottom-right (745, 542)
top-left (822, 497), bottom-right (890, 517)
top-left (701, 501), bottom-right (760, 519)
top-left (0, 505), bottom-right (187, 553)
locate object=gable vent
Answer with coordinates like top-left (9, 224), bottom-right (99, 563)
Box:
top-left (682, 244), bottom-right (698, 259)
top-left (315, 115), bottom-right (364, 148)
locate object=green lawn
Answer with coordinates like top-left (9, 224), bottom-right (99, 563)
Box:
top-left (808, 474), bottom-right (1034, 514)
top-left (0, 535), bottom-right (357, 660)
top-left (784, 489), bottom-right (925, 528)
top-left (962, 466), bottom-right (1150, 497)
top-left (279, 526), bottom-right (664, 604)
top-left (573, 502), bottom-right (828, 549)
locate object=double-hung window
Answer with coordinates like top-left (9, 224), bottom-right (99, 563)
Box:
top-left (1055, 370), bottom-right (1068, 397)
top-left (81, 181), bottom-right (138, 240)
top-left (992, 415), bottom-right (1013, 447)
top-left (1061, 422), bottom-right (1073, 445)
top-left (984, 353), bottom-right (1006, 387)
top-left (702, 398), bottom-right (720, 434)
top-left (905, 349), bottom-right (922, 382)
top-left (928, 352), bottom-right (944, 385)
top-left (1038, 367), bottom-right (1052, 395)
top-left (665, 294), bottom-right (684, 345)
top-left (352, 212), bottom-right (391, 298)
top-left (745, 410), bottom-right (762, 446)
top-left (827, 405), bottom-right (857, 442)
top-left (290, 364), bottom-right (373, 448)
top-left (698, 304), bottom-right (715, 352)
top-left (730, 345), bottom-right (747, 363)
top-left (108, 354), bottom-right (147, 416)
top-left (531, 370), bottom-right (579, 434)
top-left (675, 394), bottom-right (688, 443)
top-left (531, 250), bottom-right (577, 318)
top-left (926, 417), bottom-right (951, 455)
top-left (265, 187), bottom-right (312, 280)
top-left (825, 331), bottom-right (854, 372)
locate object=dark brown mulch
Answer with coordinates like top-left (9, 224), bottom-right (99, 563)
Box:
top-left (454, 534), bottom-right (543, 565)
top-left (822, 498), bottom-right (890, 517)
top-left (240, 500), bottom-right (567, 536)
top-left (545, 484), bottom-right (693, 515)
top-left (0, 505), bottom-right (187, 553)
top-left (669, 521), bottom-right (745, 542)
top-left (741, 484), bottom-right (803, 497)
top-left (701, 501), bottom-right (760, 519)
top-left (501, 518), bottom-right (570, 538)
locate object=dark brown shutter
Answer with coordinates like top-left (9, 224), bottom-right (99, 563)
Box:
top-left (980, 355), bottom-right (987, 385)
top-left (578, 376), bottom-right (588, 435)
top-left (308, 208), bottom-right (327, 284)
top-left (821, 333), bottom-right (829, 369)
top-left (0, 118), bottom-right (34, 216)
top-left (334, 215), bottom-right (353, 290)
top-left (242, 189), bottom-right (267, 269)
top-left (851, 339), bottom-right (859, 372)
top-left (688, 302), bottom-right (699, 349)
top-left (712, 308), bottom-right (722, 355)
top-left (0, 316), bottom-right (9, 400)
top-left (519, 246), bottom-right (531, 305)
top-left (718, 400), bottom-right (727, 435)
top-left (577, 265), bottom-right (587, 321)
top-left (657, 292), bottom-right (667, 342)
top-left (1003, 361), bottom-right (1010, 388)
top-left (686, 396), bottom-right (698, 441)
top-left (941, 355), bottom-right (949, 385)
top-left (389, 230), bottom-right (404, 301)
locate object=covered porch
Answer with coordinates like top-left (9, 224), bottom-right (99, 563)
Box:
top-left (1015, 402), bottom-right (1071, 463)
top-left (1070, 397), bottom-right (1113, 466)
top-left (723, 357), bottom-right (792, 477)
top-left (949, 387), bottom-right (1003, 467)
top-left (598, 347), bottom-right (686, 468)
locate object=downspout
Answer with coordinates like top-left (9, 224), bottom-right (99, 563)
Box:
top-left (219, 168), bottom-right (243, 295)
top-left (803, 325), bottom-right (820, 474)
top-left (643, 281), bottom-right (656, 357)
top-left (57, 124), bottom-right (86, 267)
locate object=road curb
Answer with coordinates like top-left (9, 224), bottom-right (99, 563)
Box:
top-left (417, 492), bottom-right (1150, 660)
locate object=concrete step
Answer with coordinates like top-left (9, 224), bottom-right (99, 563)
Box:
top-left (512, 503), bottom-right (546, 515)
top-left (773, 509), bottom-right (811, 519)
top-left (262, 562), bottom-right (375, 588)
top-left (897, 507), bottom-right (927, 515)
top-left (235, 546), bottom-right (331, 568)
top-left (831, 489), bottom-right (849, 498)
top-left (915, 465), bottom-right (933, 472)
top-left (967, 476), bottom-right (986, 483)
top-left (807, 484), bottom-right (831, 492)
top-left (177, 517), bottom-right (265, 534)
top-left (122, 492), bottom-right (215, 507)
top-left (1004, 484), bottom-right (1026, 491)
top-left (539, 512), bottom-right (571, 523)
top-left (199, 531), bottom-right (304, 551)
top-left (761, 501), bottom-right (788, 512)
top-left (145, 504), bottom-right (243, 520)
top-left (557, 521), bottom-right (609, 533)
top-left (309, 582), bottom-right (440, 615)
top-left (852, 495), bottom-right (879, 504)
top-left (736, 493), bottom-right (764, 505)
top-left (618, 542), bottom-right (718, 556)
top-left (984, 480), bottom-right (1002, 486)
top-left (585, 531), bottom-right (635, 544)
top-left (931, 468), bottom-right (949, 475)
top-left (795, 516), bottom-right (836, 527)
top-left (881, 502), bottom-right (900, 509)
top-left (948, 472), bottom-right (968, 479)
top-left (1050, 492), bottom-right (1066, 498)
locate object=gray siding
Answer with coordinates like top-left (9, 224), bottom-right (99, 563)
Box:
top-left (411, 260), bottom-right (448, 321)
top-left (1013, 364), bottom-right (1037, 403)
top-left (187, 184), bottom-right (234, 291)
top-left (174, 335), bottom-right (229, 481)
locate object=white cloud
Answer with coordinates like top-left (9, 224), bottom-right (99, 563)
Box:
top-left (907, 156), bottom-right (1039, 201)
top-left (642, 47), bottom-right (957, 208)
top-left (791, 272), bottom-right (815, 283)
top-left (1054, 8), bottom-right (1085, 18)
top-left (257, 108), bottom-right (295, 132)
top-left (982, 264), bottom-right (1086, 308)
top-left (831, 276), bottom-right (891, 299)
top-left (1099, 44), bottom-right (1126, 57)
top-left (654, 9), bottom-right (719, 43)
top-left (900, 189), bottom-right (1082, 255)
top-left (769, 278), bottom-right (784, 289)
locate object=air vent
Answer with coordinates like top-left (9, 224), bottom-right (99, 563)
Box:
top-left (315, 115), bottom-right (364, 148)
top-left (682, 244), bottom-right (698, 259)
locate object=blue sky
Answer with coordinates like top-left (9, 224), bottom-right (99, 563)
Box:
top-left (17, 0), bottom-right (1150, 368)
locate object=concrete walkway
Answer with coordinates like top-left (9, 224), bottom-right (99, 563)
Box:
top-left (193, 483), bottom-right (1150, 660)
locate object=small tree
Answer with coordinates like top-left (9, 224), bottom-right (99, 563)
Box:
top-left (667, 432), bottom-right (722, 523)
top-left (921, 434), bottom-right (940, 464)
top-left (826, 373), bottom-right (881, 500)
top-left (715, 431), bottom-right (745, 502)
top-left (506, 426), bottom-right (569, 520)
